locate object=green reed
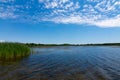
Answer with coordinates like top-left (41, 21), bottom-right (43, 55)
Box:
top-left (0, 42), bottom-right (30, 61)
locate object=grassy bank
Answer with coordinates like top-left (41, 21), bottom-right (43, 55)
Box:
top-left (0, 42), bottom-right (30, 61)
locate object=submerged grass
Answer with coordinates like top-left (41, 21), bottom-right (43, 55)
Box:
top-left (0, 42), bottom-right (30, 61)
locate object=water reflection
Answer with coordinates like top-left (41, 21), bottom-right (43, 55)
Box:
top-left (0, 46), bottom-right (120, 80)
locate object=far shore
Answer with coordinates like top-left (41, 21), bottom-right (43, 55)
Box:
top-left (25, 43), bottom-right (120, 47)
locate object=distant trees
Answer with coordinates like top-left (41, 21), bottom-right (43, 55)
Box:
top-left (25, 43), bottom-right (120, 47)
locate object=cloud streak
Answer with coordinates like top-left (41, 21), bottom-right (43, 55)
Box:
top-left (93, 16), bottom-right (120, 27)
top-left (0, 0), bottom-right (120, 27)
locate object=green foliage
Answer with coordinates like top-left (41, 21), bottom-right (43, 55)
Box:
top-left (25, 43), bottom-right (120, 47)
top-left (82, 43), bottom-right (120, 46)
top-left (25, 43), bottom-right (76, 47)
top-left (0, 42), bottom-right (30, 61)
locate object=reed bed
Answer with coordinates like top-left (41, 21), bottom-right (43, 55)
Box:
top-left (0, 42), bottom-right (30, 61)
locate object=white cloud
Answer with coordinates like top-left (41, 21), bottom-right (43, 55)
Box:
top-left (49, 15), bottom-right (84, 24)
top-left (0, 12), bottom-right (17, 19)
top-left (87, 0), bottom-right (100, 2)
top-left (0, 0), bottom-right (120, 28)
top-left (0, 0), bottom-right (14, 3)
top-left (43, 14), bottom-right (120, 28)
top-left (114, 1), bottom-right (120, 5)
top-left (60, 0), bottom-right (69, 3)
top-left (93, 17), bottom-right (120, 27)
top-left (65, 2), bottom-right (73, 9)
top-left (45, 1), bottom-right (58, 9)
top-left (43, 0), bottom-right (120, 28)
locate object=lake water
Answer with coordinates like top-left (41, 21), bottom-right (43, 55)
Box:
top-left (0, 46), bottom-right (120, 80)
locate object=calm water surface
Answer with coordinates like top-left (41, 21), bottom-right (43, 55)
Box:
top-left (0, 46), bottom-right (120, 80)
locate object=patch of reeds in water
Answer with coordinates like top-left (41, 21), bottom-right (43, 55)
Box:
top-left (0, 42), bottom-right (30, 61)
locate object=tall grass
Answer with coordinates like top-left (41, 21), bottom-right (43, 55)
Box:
top-left (0, 42), bottom-right (30, 61)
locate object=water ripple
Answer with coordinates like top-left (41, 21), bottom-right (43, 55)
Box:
top-left (0, 46), bottom-right (120, 80)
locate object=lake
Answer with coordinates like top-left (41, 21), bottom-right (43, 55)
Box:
top-left (0, 46), bottom-right (120, 80)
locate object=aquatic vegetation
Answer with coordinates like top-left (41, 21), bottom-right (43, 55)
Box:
top-left (0, 42), bottom-right (30, 61)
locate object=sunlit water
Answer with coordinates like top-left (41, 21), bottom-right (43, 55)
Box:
top-left (0, 46), bottom-right (120, 80)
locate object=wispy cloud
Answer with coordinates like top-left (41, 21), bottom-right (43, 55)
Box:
top-left (0, 0), bottom-right (120, 28)
top-left (93, 16), bottom-right (120, 27)
top-left (0, 12), bottom-right (17, 19)
top-left (0, 0), bottom-right (14, 3)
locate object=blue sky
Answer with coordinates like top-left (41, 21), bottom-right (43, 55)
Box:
top-left (0, 0), bottom-right (120, 44)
